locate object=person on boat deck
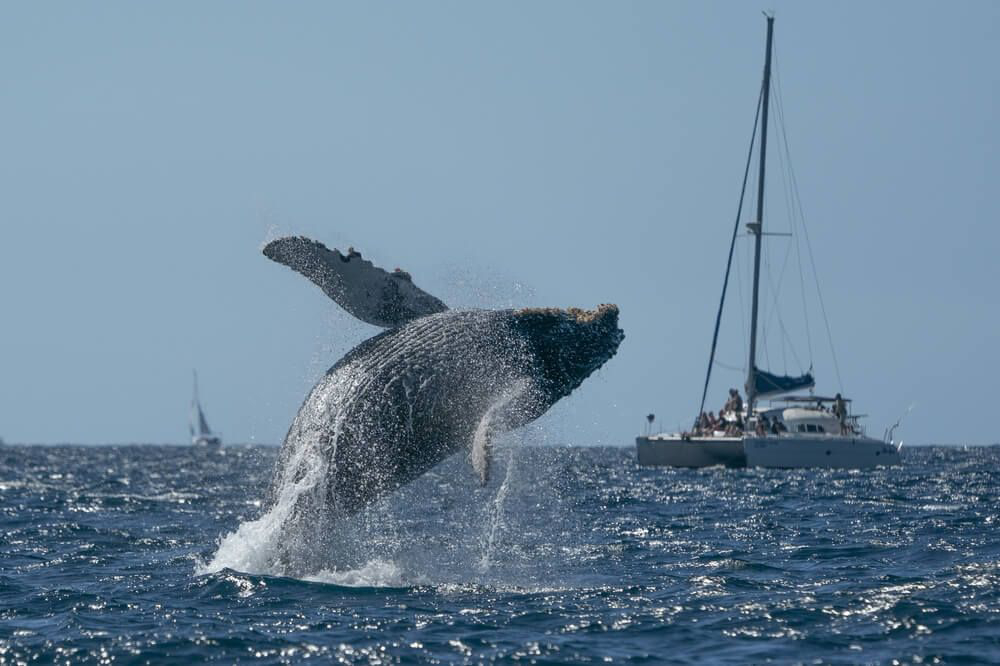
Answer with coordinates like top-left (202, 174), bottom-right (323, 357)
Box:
top-left (720, 409), bottom-right (741, 436)
top-left (755, 415), bottom-right (769, 436)
top-left (833, 393), bottom-right (848, 433)
top-left (724, 388), bottom-right (744, 415)
top-left (698, 411), bottom-right (711, 432)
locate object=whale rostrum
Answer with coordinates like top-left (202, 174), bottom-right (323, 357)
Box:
top-left (263, 236), bottom-right (624, 518)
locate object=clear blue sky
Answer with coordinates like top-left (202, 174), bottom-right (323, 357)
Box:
top-left (2, 2), bottom-right (997, 445)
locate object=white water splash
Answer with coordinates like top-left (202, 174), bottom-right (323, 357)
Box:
top-left (199, 363), bottom-right (366, 578)
top-left (304, 558), bottom-right (423, 587)
top-left (478, 435), bottom-right (520, 573)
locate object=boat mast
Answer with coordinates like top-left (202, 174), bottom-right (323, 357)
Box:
top-left (746, 15), bottom-right (774, 415)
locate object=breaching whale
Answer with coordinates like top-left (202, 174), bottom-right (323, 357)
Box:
top-left (263, 236), bottom-right (624, 518)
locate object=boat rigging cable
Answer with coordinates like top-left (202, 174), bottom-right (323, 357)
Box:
top-left (771, 47), bottom-right (814, 367)
top-left (771, 44), bottom-right (844, 393)
top-left (695, 87), bottom-right (762, 425)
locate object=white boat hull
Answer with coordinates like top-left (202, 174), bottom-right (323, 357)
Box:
top-left (636, 434), bottom-right (901, 469)
top-left (743, 435), bottom-right (900, 468)
top-left (636, 435), bottom-right (745, 467)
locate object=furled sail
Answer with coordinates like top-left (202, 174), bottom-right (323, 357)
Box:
top-left (751, 367), bottom-right (815, 398)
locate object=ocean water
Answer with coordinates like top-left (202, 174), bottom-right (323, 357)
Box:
top-left (1, 443), bottom-right (999, 664)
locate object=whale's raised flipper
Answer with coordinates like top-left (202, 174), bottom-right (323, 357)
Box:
top-left (264, 236), bottom-right (448, 328)
top-left (470, 426), bottom-right (492, 486)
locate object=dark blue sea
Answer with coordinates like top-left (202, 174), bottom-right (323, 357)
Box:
top-left (2, 444), bottom-right (999, 664)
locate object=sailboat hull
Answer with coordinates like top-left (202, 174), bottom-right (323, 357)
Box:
top-left (636, 435), bottom-right (745, 467)
top-left (637, 434), bottom-right (901, 469)
top-left (743, 435), bottom-right (900, 468)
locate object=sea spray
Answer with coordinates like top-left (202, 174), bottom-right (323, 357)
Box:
top-left (200, 361), bottom-right (368, 577)
top-left (478, 435), bottom-right (519, 573)
top-left (304, 558), bottom-right (414, 587)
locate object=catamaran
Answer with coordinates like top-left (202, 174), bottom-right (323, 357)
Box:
top-left (190, 370), bottom-right (222, 448)
top-left (637, 16), bottom-right (901, 469)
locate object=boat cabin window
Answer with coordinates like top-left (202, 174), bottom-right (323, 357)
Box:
top-left (796, 424), bottom-right (825, 433)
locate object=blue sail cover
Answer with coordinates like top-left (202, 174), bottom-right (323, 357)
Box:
top-left (752, 367), bottom-right (815, 398)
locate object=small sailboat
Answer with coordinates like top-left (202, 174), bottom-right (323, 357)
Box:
top-left (636, 16), bottom-right (902, 469)
top-left (190, 371), bottom-right (222, 448)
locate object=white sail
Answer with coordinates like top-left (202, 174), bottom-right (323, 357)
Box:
top-left (196, 403), bottom-right (212, 436)
top-left (190, 370), bottom-right (221, 446)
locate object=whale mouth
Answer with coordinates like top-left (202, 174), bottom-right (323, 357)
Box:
top-left (517, 303), bottom-right (623, 348)
top-left (509, 303), bottom-right (624, 405)
top-left (516, 303), bottom-right (619, 325)
top-left (513, 303), bottom-right (622, 348)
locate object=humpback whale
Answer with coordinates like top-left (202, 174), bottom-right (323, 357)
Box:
top-left (263, 236), bottom-right (623, 518)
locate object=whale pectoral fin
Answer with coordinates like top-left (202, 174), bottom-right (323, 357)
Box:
top-left (471, 429), bottom-right (492, 486)
top-left (263, 236), bottom-right (448, 328)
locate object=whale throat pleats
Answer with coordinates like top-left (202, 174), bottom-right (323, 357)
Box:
top-left (263, 236), bottom-right (449, 329)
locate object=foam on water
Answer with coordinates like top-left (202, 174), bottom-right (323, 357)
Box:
top-left (303, 558), bottom-right (421, 588)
